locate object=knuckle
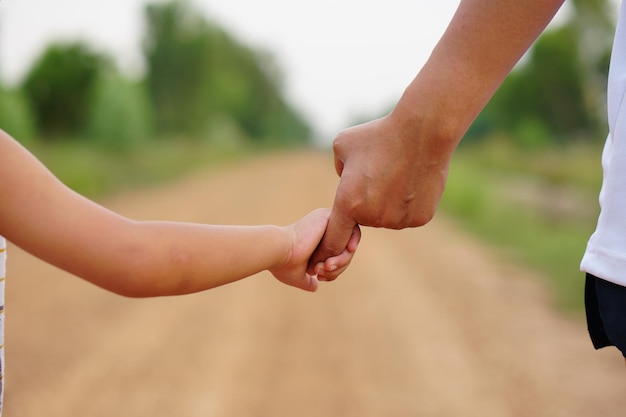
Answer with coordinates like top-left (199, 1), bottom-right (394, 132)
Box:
top-left (356, 206), bottom-right (384, 228)
top-left (406, 209), bottom-right (435, 228)
top-left (332, 131), bottom-right (349, 153)
top-left (336, 194), bottom-right (364, 220)
top-left (375, 206), bottom-right (436, 230)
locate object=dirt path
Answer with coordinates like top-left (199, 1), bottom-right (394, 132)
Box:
top-left (4, 150), bottom-right (626, 417)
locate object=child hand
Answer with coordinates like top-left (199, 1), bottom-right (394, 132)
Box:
top-left (269, 208), bottom-right (360, 292)
top-left (312, 223), bottom-right (360, 282)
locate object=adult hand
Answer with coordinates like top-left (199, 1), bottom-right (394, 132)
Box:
top-left (307, 0), bottom-right (565, 280)
top-left (309, 112), bottom-right (452, 279)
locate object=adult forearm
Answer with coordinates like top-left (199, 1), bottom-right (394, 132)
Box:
top-left (309, 0), bottom-right (565, 263)
top-left (393, 0), bottom-right (565, 156)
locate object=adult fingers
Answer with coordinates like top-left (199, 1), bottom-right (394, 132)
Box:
top-left (316, 225), bottom-right (360, 281)
top-left (307, 208), bottom-right (357, 278)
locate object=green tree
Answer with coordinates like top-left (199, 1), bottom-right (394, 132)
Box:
top-left (569, 0), bottom-right (616, 128)
top-left (0, 85), bottom-right (37, 144)
top-left (143, 0), bottom-right (310, 143)
top-left (143, 0), bottom-right (212, 135)
top-left (86, 71), bottom-right (154, 150)
top-left (22, 42), bottom-right (109, 138)
top-left (467, 0), bottom-right (616, 146)
top-left (486, 26), bottom-right (591, 143)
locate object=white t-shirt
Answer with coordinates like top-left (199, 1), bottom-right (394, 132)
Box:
top-left (580, 0), bottom-right (626, 286)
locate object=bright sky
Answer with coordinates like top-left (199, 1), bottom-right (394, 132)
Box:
top-left (0, 0), bottom-right (573, 143)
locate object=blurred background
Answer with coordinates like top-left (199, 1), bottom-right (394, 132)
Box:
top-left (1, 0), bottom-right (626, 415)
top-left (0, 0), bottom-right (465, 145)
top-left (0, 0), bottom-right (618, 309)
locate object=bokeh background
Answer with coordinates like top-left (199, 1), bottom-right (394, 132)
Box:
top-left (0, 0), bottom-right (616, 308)
top-left (1, 0), bottom-right (626, 416)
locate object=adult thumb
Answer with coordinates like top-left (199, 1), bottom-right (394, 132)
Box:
top-left (307, 209), bottom-right (357, 277)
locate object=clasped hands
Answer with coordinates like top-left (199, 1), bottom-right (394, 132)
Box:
top-left (306, 113), bottom-right (451, 282)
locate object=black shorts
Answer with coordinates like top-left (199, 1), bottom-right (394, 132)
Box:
top-left (585, 273), bottom-right (626, 357)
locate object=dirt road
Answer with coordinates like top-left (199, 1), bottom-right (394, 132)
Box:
top-left (4, 150), bottom-right (626, 417)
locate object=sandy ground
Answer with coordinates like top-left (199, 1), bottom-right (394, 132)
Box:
top-left (3, 150), bottom-right (626, 417)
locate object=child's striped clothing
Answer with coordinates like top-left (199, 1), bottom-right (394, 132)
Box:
top-left (0, 237), bottom-right (6, 415)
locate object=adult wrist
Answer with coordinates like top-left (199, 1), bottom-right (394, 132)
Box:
top-left (389, 87), bottom-right (461, 165)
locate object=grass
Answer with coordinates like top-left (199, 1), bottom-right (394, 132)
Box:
top-left (440, 138), bottom-right (604, 314)
top-left (27, 136), bottom-right (256, 198)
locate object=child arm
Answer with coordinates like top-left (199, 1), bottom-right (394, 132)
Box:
top-left (0, 130), bottom-right (357, 296)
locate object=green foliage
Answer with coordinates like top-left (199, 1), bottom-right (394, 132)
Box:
top-left (0, 86), bottom-right (37, 144)
top-left (86, 72), bottom-right (154, 150)
top-left (512, 118), bottom-right (553, 150)
top-left (440, 138), bottom-right (603, 313)
top-left (31, 136), bottom-right (250, 198)
top-left (570, 0), bottom-right (616, 50)
top-left (22, 42), bottom-right (110, 138)
top-left (526, 26), bottom-right (593, 137)
top-left (143, 0), bottom-right (212, 135)
top-left (3, 1), bottom-right (310, 150)
top-left (467, 1), bottom-right (614, 146)
top-left (143, 0), bottom-right (310, 144)
top-left (461, 135), bottom-right (603, 192)
top-left (474, 26), bottom-right (596, 145)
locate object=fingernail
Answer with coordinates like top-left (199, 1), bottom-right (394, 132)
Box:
top-left (307, 274), bottom-right (319, 291)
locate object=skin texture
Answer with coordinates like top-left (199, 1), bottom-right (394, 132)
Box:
top-left (310, 0), bottom-right (566, 278)
top-left (0, 130), bottom-right (359, 296)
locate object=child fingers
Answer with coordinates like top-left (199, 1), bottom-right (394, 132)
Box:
top-left (317, 264), bottom-right (349, 282)
top-left (317, 249), bottom-right (354, 281)
top-left (295, 273), bottom-right (319, 292)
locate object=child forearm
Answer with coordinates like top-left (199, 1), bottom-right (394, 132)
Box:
top-left (75, 207), bottom-right (343, 296)
top-left (1, 131), bottom-right (353, 296)
top-left (7, 199), bottom-right (291, 297)
top-left (0, 131), bottom-right (295, 296)
top-left (103, 221), bottom-right (290, 297)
